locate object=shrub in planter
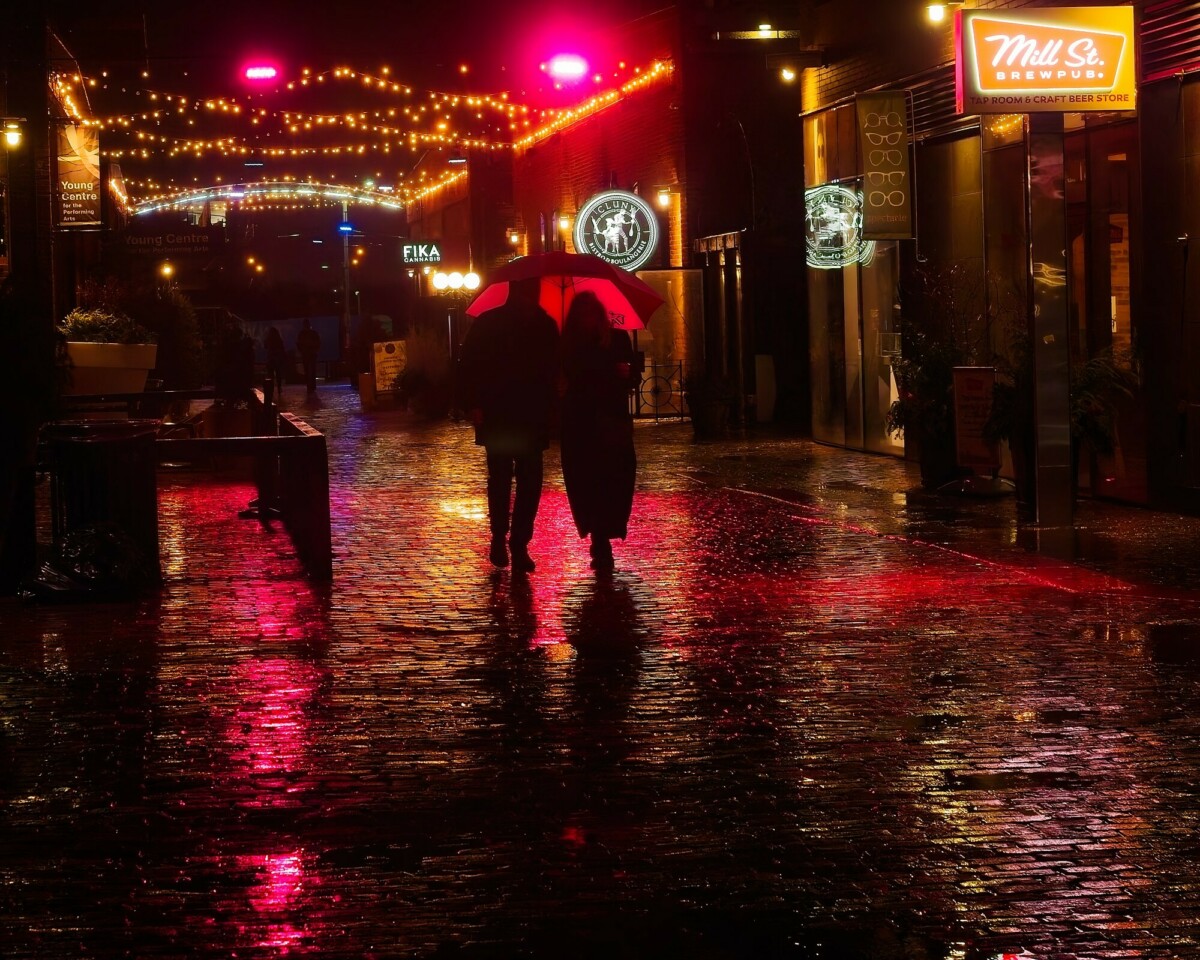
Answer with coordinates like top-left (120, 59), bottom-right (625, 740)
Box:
top-left (684, 371), bottom-right (736, 440)
top-left (59, 308), bottom-right (158, 396)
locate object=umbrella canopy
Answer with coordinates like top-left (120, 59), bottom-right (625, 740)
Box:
top-left (465, 251), bottom-right (664, 330)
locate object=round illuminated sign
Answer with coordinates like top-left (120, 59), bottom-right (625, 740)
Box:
top-left (573, 190), bottom-right (660, 271)
top-left (804, 184), bottom-right (876, 270)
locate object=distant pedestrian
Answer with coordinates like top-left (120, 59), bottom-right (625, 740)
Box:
top-left (560, 291), bottom-right (636, 572)
top-left (297, 319), bottom-right (321, 395)
top-left (215, 331), bottom-right (256, 403)
top-left (264, 326), bottom-right (287, 400)
top-left (460, 275), bottom-right (560, 573)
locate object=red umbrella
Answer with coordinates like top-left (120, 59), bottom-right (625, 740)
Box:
top-left (465, 251), bottom-right (664, 330)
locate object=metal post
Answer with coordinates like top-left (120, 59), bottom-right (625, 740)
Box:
top-left (1026, 114), bottom-right (1073, 529)
top-left (340, 200), bottom-right (351, 362)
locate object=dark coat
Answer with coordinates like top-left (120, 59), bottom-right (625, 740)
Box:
top-left (460, 301), bottom-right (560, 455)
top-left (560, 329), bottom-right (636, 540)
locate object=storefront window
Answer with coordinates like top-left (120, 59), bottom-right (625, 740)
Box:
top-left (862, 242), bottom-right (903, 455)
top-left (809, 253), bottom-right (848, 445)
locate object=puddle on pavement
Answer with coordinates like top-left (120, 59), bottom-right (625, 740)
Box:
top-left (1147, 622), bottom-right (1200, 664)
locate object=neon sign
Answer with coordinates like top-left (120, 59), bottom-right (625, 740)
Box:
top-left (573, 190), bottom-right (660, 271)
top-left (805, 185), bottom-right (875, 270)
top-left (955, 7), bottom-right (1136, 114)
top-left (402, 242), bottom-right (442, 264)
top-left (244, 65), bottom-right (279, 81)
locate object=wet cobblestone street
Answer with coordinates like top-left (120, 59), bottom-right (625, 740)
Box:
top-left (6, 385), bottom-right (1200, 958)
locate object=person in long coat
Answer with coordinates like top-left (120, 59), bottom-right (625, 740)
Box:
top-left (460, 275), bottom-right (560, 573)
top-left (560, 291), bottom-right (637, 572)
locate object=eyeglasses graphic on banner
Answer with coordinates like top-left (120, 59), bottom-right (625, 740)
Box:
top-left (864, 112), bottom-right (904, 129)
top-left (856, 91), bottom-right (913, 240)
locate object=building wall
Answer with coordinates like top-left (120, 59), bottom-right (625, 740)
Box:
top-left (512, 76), bottom-right (687, 265)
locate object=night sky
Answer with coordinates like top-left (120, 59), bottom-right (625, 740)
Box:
top-left (48, 0), bottom-right (667, 101)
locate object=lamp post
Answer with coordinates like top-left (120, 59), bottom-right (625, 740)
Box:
top-left (432, 269), bottom-right (480, 417)
top-left (337, 202), bottom-right (354, 366)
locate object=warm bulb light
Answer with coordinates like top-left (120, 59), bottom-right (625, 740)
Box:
top-left (927, 4), bottom-right (947, 22)
top-left (159, 262), bottom-right (174, 278)
top-left (781, 67), bottom-right (797, 83)
top-left (448, 271), bottom-right (464, 289)
top-left (657, 189), bottom-right (671, 209)
top-left (558, 216), bottom-right (570, 231)
top-left (463, 272), bottom-right (480, 290)
top-left (432, 272), bottom-right (449, 290)
top-left (3, 125), bottom-right (20, 147)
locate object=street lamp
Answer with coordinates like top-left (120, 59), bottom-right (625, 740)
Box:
top-left (431, 269), bottom-right (481, 414)
top-left (2, 119), bottom-right (24, 148)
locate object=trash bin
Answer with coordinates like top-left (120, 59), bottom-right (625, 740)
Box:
top-left (42, 420), bottom-right (161, 573)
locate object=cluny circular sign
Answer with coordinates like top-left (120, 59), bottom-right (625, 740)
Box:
top-left (573, 189), bottom-right (660, 271)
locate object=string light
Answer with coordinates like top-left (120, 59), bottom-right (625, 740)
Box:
top-left (63, 57), bottom-right (673, 207)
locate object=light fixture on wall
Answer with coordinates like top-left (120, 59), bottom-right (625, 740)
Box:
top-left (926, 2), bottom-right (964, 24)
top-left (657, 187), bottom-right (672, 209)
top-left (447, 148), bottom-right (467, 165)
top-left (2, 118), bottom-right (25, 148)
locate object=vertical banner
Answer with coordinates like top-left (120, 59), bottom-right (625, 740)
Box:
top-left (56, 123), bottom-right (101, 227)
top-left (856, 92), bottom-right (913, 240)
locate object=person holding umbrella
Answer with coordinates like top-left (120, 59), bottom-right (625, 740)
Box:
top-left (460, 275), bottom-right (560, 572)
top-left (560, 291), bottom-right (638, 572)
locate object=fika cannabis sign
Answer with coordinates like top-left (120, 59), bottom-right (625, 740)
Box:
top-left (402, 242), bottom-right (442, 264)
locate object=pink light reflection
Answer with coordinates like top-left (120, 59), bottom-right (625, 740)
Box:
top-left (237, 849), bottom-right (312, 953)
top-left (226, 657), bottom-right (319, 787)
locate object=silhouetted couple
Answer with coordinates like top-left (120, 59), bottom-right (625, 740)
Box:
top-left (460, 277), bottom-right (636, 574)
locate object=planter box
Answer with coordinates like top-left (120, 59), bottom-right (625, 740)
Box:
top-left (66, 342), bottom-right (158, 396)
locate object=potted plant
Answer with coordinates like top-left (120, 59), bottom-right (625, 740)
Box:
top-left (59, 306), bottom-right (158, 395)
top-left (886, 262), bottom-right (993, 489)
top-left (684, 370), bottom-right (736, 440)
top-left (1070, 348), bottom-right (1137, 489)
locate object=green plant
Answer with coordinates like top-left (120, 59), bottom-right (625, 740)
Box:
top-left (886, 262), bottom-right (991, 443)
top-left (59, 306), bottom-right (156, 344)
top-left (684, 370), bottom-right (736, 406)
top-left (1070, 349), bottom-right (1137, 456)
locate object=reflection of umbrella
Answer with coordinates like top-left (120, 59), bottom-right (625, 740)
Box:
top-left (465, 251), bottom-right (664, 330)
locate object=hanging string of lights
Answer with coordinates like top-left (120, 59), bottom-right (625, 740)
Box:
top-left (54, 56), bottom-right (675, 206)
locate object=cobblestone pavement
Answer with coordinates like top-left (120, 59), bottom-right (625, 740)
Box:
top-left (5, 384), bottom-right (1200, 959)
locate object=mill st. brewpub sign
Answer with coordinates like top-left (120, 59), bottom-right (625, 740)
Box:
top-left (956, 6), bottom-right (1137, 114)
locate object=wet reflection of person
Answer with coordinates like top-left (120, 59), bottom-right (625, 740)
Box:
top-left (563, 577), bottom-right (645, 766)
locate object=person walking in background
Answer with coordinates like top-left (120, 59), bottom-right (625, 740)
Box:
top-left (264, 326), bottom-right (287, 400)
top-left (297, 319), bottom-right (321, 395)
top-left (560, 291), bottom-right (637, 572)
top-left (459, 276), bottom-right (559, 573)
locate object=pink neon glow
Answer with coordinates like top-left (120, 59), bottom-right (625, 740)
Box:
top-left (244, 66), bottom-right (278, 80)
top-left (547, 54), bottom-right (588, 80)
